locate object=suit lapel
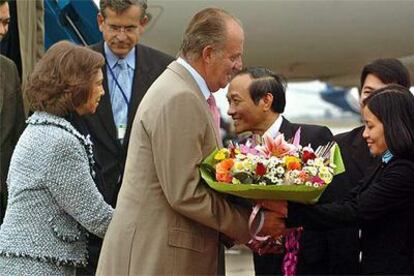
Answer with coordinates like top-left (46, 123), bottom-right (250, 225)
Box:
top-left (279, 117), bottom-right (296, 140)
top-left (168, 61), bottom-right (222, 147)
top-left (126, 45), bottom-right (150, 134)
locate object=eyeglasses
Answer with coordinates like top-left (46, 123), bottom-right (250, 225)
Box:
top-left (106, 24), bottom-right (138, 35)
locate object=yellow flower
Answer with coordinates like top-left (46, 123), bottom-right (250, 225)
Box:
top-left (318, 167), bottom-right (333, 183)
top-left (234, 161), bottom-right (245, 172)
top-left (284, 156), bottom-right (302, 171)
top-left (242, 159), bottom-right (255, 172)
top-left (214, 149), bottom-right (230, 161)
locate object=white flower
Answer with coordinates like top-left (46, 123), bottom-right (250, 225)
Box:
top-left (275, 166), bottom-right (285, 175)
top-left (275, 179), bottom-right (284, 185)
top-left (304, 166), bottom-right (318, 176)
top-left (306, 159), bottom-right (314, 166)
top-left (314, 158), bottom-right (325, 167)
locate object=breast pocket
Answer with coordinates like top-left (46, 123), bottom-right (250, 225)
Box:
top-left (48, 213), bottom-right (85, 243)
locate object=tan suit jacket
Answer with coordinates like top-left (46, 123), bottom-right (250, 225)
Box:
top-left (97, 61), bottom-right (250, 275)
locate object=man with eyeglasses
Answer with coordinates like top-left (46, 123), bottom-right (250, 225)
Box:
top-left (81, 0), bottom-right (173, 274)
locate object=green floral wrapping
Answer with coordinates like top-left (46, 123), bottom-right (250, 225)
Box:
top-left (200, 143), bottom-right (345, 204)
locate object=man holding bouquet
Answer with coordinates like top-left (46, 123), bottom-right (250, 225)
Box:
top-left (97, 8), bottom-right (284, 275)
top-left (227, 67), bottom-right (334, 275)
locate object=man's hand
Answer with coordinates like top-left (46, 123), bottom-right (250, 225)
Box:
top-left (258, 210), bottom-right (286, 239)
top-left (246, 236), bottom-right (284, 255)
top-left (257, 199), bottom-right (287, 217)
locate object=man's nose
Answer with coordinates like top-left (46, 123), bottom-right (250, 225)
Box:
top-left (234, 57), bottom-right (243, 72)
top-left (0, 24), bottom-right (6, 37)
top-left (227, 104), bottom-right (235, 116)
top-left (115, 31), bottom-right (127, 40)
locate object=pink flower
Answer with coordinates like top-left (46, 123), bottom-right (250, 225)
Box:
top-left (310, 176), bottom-right (325, 186)
top-left (258, 133), bottom-right (297, 157)
top-left (239, 144), bottom-right (259, 155)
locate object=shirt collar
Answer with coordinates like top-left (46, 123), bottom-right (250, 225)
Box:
top-left (382, 149), bottom-right (393, 164)
top-left (176, 57), bottom-right (211, 100)
top-left (263, 115), bottom-right (283, 138)
top-left (104, 43), bottom-right (136, 70)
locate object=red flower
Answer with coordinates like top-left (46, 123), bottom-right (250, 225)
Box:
top-left (255, 162), bottom-right (267, 176)
top-left (230, 147), bottom-right (237, 158)
top-left (302, 150), bottom-right (316, 163)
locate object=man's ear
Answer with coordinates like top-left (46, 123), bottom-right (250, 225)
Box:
top-left (201, 45), bottom-right (214, 64)
top-left (262, 92), bottom-right (274, 111)
top-left (97, 13), bottom-right (105, 32)
top-left (137, 14), bottom-right (149, 35)
top-left (140, 15), bottom-right (149, 27)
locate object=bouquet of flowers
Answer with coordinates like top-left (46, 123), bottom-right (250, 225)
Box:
top-left (200, 129), bottom-right (344, 276)
top-left (200, 129), bottom-right (344, 204)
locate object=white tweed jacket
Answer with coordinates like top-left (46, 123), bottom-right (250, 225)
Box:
top-left (0, 111), bottom-right (113, 268)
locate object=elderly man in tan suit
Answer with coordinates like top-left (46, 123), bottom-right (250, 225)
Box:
top-left (97, 7), bottom-right (284, 276)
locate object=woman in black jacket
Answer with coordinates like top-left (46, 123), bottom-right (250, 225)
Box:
top-left (279, 85), bottom-right (414, 275)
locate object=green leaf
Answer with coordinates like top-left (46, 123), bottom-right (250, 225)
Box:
top-left (331, 143), bottom-right (345, 175)
top-left (233, 172), bottom-right (254, 183)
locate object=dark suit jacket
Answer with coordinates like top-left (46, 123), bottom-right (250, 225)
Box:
top-left (0, 55), bottom-right (25, 223)
top-left (288, 158), bottom-right (414, 275)
top-left (317, 126), bottom-right (377, 274)
top-left (254, 117), bottom-right (333, 275)
top-left (84, 42), bottom-right (174, 207)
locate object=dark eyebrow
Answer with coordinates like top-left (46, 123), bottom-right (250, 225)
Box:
top-left (362, 86), bottom-right (375, 91)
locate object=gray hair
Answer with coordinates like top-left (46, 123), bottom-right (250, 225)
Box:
top-left (100, 0), bottom-right (147, 19)
top-left (0, 0), bottom-right (8, 6)
top-left (179, 7), bottom-right (242, 62)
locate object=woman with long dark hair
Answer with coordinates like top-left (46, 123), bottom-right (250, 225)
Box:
top-left (265, 85), bottom-right (414, 274)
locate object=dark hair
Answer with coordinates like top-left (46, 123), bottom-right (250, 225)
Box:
top-left (235, 67), bottom-right (287, 113)
top-left (362, 84), bottom-right (414, 160)
top-left (0, 0), bottom-right (7, 6)
top-left (179, 7), bottom-right (241, 62)
top-left (100, 0), bottom-right (147, 19)
top-left (360, 58), bottom-right (411, 91)
top-left (25, 41), bottom-right (105, 116)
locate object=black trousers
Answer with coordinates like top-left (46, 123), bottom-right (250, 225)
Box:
top-left (253, 252), bottom-right (330, 276)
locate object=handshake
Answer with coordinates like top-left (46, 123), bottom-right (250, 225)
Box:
top-left (246, 200), bottom-right (290, 255)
